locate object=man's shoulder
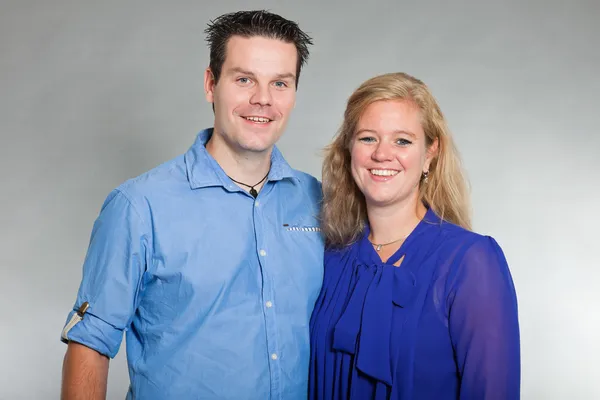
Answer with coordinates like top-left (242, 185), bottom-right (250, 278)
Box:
top-left (288, 168), bottom-right (322, 196)
top-left (113, 154), bottom-right (188, 202)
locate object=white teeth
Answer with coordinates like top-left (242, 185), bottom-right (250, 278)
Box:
top-left (245, 116), bottom-right (270, 123)
top-left (370, 169), bottom-right (399, 177)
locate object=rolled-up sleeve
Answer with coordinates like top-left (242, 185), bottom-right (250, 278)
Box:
top-left (447, 236), bottom-right (521, 399)
top-left (61, 189), bottom-right (150, 358)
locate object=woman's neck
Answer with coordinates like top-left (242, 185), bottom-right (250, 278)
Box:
top-left (366, 197), bottom-right (427, 245)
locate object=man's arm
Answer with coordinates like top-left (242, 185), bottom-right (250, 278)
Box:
top-left (59, 189), bottom-right (150, 398)
top-left (61, 342), bottom-right (109, 400)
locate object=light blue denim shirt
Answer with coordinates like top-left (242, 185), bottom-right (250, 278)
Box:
top-left (61, 128), bottom-right (325, 399)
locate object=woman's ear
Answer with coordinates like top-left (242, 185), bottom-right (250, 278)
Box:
top-left (424, 137), bottom-right (439, 171)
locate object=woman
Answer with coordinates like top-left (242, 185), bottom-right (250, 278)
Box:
top-left (309, 72), bottom-right (520, 399)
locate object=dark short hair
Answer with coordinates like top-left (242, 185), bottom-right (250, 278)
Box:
top-left (204, 10), bottom-right (313, 88)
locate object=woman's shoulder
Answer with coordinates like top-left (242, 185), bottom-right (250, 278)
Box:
top-left (429, 219), bottom-right (512, 297)
top-left (324, 240), bottom-right (361, 267)
top-left (434, 218), bottom-right (503, 259)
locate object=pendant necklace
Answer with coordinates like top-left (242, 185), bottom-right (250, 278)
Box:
top-left (227, 170), bottom-right (270, 198)
top-left (368, 235), bottom-right (407, 251)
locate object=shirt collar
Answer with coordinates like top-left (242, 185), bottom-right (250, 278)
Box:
top-left (184, 128), bottom-right (297, 190)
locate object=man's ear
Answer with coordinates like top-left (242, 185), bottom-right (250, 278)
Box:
top-left (204, 68), bottom-right (216, 103)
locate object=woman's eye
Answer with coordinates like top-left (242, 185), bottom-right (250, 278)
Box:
top-left (358, 137), bottom-right (376, 143)
top-left (397, 138), bottom-right (412, 146)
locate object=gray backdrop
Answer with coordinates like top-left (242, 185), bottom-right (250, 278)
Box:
top-left (1, 0), bottom-right (598, 399)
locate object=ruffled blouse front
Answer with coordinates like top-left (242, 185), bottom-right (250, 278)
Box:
top-left (309, 209), bottom-right (521, 399)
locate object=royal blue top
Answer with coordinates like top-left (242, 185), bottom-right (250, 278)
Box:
top-left (309, 208), bottom-right (520, 399)
top-left (61, 129), bottom-right (325, 400)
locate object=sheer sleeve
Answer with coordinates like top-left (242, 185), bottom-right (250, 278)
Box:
top-left (447, 236), bottom-right (520, 399)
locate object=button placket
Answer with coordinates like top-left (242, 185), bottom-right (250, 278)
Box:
top-left (253, 197), bottom-right (281, 396)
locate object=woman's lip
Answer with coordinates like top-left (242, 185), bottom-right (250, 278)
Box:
top-left (369, 169), bottom-right (400, 176)
top-left (367, 169), bottom-right (401, 182)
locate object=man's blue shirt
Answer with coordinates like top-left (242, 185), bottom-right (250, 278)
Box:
top-left (61, 129), bottom-right (324, 399)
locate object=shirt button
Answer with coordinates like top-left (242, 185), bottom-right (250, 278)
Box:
top-left (265, 301), bottom-right (273, 308)
top-left (255, 200), bottom-right (260, 207)
top-left (271, 353), bottom-right (278, 360)
top-left (259, 249), bottom-right (267, 257)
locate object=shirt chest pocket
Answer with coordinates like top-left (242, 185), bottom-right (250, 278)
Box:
top-left (278, 216), bottom-right (324, 266)
top-left (272, 216), bottom-right (324, 300)
top-left (283, 223), bottom-right (322, 232)
top-left (281, 214), bottom-right (323, 240)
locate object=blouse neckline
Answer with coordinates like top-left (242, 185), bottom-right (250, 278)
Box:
top-left (359, 207), bottom-right (440, 267)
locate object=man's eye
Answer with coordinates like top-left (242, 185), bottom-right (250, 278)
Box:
top-left (274, 81), bottom-right (288, 88)
top-left (237, 77), bottom-right (250, 84)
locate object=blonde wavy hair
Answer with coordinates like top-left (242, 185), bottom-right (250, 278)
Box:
top-left (321, 72), bottom-right (471, 248)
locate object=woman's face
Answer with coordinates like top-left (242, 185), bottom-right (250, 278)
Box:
top-left (350, 99), bottom-right (436, 210)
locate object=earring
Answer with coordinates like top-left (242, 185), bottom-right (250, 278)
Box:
top-left (422, 170), bottom-right (429, 183)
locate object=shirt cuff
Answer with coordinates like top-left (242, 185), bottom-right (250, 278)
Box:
top-left (60, 308), bottom-right (124, 358)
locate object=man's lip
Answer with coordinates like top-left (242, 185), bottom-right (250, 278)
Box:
top-left (241, 115), bottom-right (274, 120)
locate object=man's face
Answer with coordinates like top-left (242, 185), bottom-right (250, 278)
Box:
top-left (205, 35), bottom-right (298, 156)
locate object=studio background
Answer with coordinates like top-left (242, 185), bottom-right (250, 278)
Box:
top-left (1, 0), bottom-right (598, 399)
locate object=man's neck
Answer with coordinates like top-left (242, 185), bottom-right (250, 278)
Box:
top-left (205, 131), bottom-right (272, 187)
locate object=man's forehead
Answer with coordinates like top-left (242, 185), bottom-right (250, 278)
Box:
top-left (226, 34), bottom-right (293, 48)
top-left (223, 36), bottom-right (297, 71)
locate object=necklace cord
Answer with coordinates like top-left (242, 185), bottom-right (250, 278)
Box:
top-left (227, 170), bottom-right (270, 198)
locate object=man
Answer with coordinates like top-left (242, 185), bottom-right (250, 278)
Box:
top-left (60, 10), bottom-right (324, 400)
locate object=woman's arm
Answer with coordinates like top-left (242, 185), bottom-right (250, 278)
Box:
top-left (447, 236), bottom-right (521, 399)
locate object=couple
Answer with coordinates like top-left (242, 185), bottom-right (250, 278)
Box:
top-left (60, 10), bottom-right (520, 400)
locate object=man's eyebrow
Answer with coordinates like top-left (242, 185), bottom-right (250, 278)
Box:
top-left (227, 67), bottom-right (257, 78)
top-left (274, 72), bottom-right (296, 81)
top-left (227, 68), bottom-right (296, 81)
